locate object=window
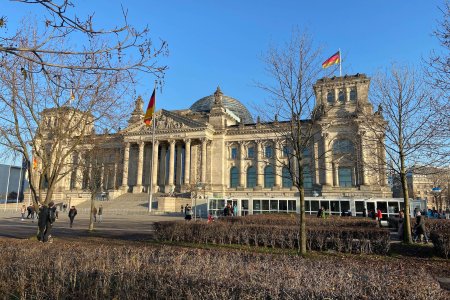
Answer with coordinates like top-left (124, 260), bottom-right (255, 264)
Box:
top-left (231, 147), bottom-right (237, 159)
top-left (350, 89), bottom-right (357, 101)
top-left (333, 139), bottom-right (354, 154)
top-left (247, 166), bottom-right (257, 188)
top-left (303, 165), bottom-right (313, 188)
top-left (265, 145), bottom-right (273, 158)
top-left (247, 146), bottom-right (255, 159)
top-left (264, 165), bottom-right (275, 188)
top-left (327, 91), bottom-right (334, 103)
top-left (282, 145), bottom-right (290, 157)
top-left (230, 167), bottom-right (239, 188)
top-left (338, 167), bottom-right (352, 187)
top-left (302, 147), bottom-right (311, 157)
top-left (282, 167), bottom-right (293, 188)
top-left (338, 90), bottom-right (345, 102)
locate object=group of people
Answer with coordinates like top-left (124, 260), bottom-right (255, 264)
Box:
top-left (223, 203), bottom-right (237, 216)
top-left (182, 204), bottom-right (192, 220)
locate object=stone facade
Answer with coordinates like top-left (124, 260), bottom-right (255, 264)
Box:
top-left (38, 74), bottom-right (393, 203)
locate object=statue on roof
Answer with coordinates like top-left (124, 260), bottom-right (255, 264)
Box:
top-left (214, 86), bottom-right (223, 106)
top-left (133, 95), bottom-right (144, 114)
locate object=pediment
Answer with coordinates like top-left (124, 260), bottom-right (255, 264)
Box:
top-left (121, 109), bottom-right (206, 135)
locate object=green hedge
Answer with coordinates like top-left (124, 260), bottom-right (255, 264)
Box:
top-left (430, 230), bottom-right (450, 259)
top-left (154, 221), bottom-right (390, 255)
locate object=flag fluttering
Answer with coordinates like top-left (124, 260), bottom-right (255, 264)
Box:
top-left (144, 88), bottom-right (156, 126)
top-left (322, 51), bottom-right (340, 68)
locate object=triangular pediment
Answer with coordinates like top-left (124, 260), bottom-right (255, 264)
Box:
top-left (121, 109), bottom-right (207, 135)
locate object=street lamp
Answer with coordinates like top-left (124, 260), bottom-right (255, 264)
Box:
top-left (431, 187), bottom-right (442, 212)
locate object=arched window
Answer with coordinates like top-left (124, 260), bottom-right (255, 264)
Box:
top-left (327, 91), bottom-right (334, 103)
top-left (264, 165), bottom-right (275, 188)
top-left (282, 167), bottom-right (293, 188)
top-left (303, 165), bottom-right (313, 188)
top-left (230, 166), bottom-right (239, 188)
top-left (265, 145), bottom-right (273, 158)
top-left (350, 89), bottom-right (357, 101)
top-left (338, 90), bottom-right (345, 102)
top-left (247, 166), bottom-right (257, 188)
top-left (333, 139), bottom-right (354, 155)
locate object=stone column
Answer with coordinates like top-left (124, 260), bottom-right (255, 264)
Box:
top-left (333, 162), bottom-right (339, 187)
top-left (151, 141), bottom-right (159, 190)
top-left (201, 138), bottom-right (207, 183)
top-left (359, 132), bottom-right (368, 185)
top-left (274, 144), bottom-right (281, 188)
top-left (345, 87), bottom-right (350, 103)
top-left (134, 141), bottom-right (144, 193)
top-left (122, 142), bottom-right (130, 190)
top-left (100, 163), bottom-right (105, 190)
top-left (184, 139), bottom-right (191, 185)
top-left (313, 140), bottom-right (320, 185)
top-left (113, 162), bottom-right (118, 189)
top-left (257, 141), bottom-right (264, 188)
top-left (239, 141), bottom-right (245, 187)
top-left (159, 144), bottom-right (166, 185)
top-left (176, 143), bottom-right (183, 186)
top-left (323, 134), bottom-right (332, 186)
top-left (168, 140), bottom-right (176, 186)
top-left (334, 88), bottom-right (338, 105)
top-left (74, 152), bottom-right (82, 189)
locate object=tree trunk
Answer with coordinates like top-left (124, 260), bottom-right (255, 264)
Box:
top-left (298, 186), bottom-right (307, 255)
top-left (89, 194), bottom-right (95, 231)
top-left (400, 152), bottom-right (412, 243)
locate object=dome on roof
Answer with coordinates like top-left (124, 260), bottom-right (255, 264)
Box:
top-left (189, 90), bottom-right (254, 124)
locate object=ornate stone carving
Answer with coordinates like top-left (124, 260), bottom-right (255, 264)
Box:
top-left (214, 86), bottom-right (223, 105)
top-left (155, 114), bottom-right (186, 129)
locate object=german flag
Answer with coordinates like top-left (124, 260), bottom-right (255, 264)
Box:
top-left (322, 51), bottom-right (340, 68)
top-left (144, 88), bottom-right (156, 126)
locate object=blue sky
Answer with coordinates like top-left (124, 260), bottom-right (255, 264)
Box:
top-left (1, 0), bottom-right (445, 164)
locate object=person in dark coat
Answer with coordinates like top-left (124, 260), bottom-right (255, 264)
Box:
top-left (413, 211), bottom-right (428, 243)
top-left (68, 206), bottom-right (77, 228)
top-left (37, 201), bottom-right (56, 243)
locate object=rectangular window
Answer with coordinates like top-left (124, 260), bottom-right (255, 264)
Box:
top-left (288, 200), bottom-right (296, 212)
top-left (247, 147), bottom-right (255, 158)
top-left (265, 146), bottom-right (272, 158)
top-left (231, 147), bottom-right (237, 159)
top-left (338, 167), bottom-right (353, 187)
top-left (262, 200), bottom-right (270, 211)
top-left (270, 200), bottom-right (278, 211)
top-left (302, 147), bottom-right (311, 157)
top-left (279, 200), bottom-right (287, 211)
top-left (283, 145), bottom-right (290, 157)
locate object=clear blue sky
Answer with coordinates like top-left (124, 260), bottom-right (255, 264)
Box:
top-left (1, 0), bottom-right (445, 164)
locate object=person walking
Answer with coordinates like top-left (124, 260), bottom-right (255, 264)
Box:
top-left (20, 205), bottom-right (26, 221)
top-left (68, 206), bottom-right (77, 228)
top-left (92, 206), bottom-right (98, 222)
top-left (413, 211), bottom-right (429, 243)
top-left (398, 210), bottom-right (404, 240)
top-left (185, 204), bottom-right (192, 221)
top-left (37, 201), bottom-right (56, 243)
top-left (98, 205), bottom-right (103, 223)
top-left (26, 204), bottom-right (32, 219)
top-left (376, 208), bottom-right (383, 226)
top-left (317, 206), bottom-right (324, 218)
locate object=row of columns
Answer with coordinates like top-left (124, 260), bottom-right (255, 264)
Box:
top-left (121, 138), bottom-right (206, 192)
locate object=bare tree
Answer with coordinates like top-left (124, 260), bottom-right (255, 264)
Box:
top-left (363, 65), bottom-right (449, 243)
top-left (256, 30), bottom-right (333, 255)
top-left (0, 17), bottom-right (161, 210)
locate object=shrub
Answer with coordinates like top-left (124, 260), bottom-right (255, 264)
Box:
top-left (430, 230), bottom-right (450, 259)
top-left (154, 221), bottom-right (391, 255)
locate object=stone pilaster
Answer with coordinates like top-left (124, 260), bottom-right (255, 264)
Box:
top-left (176, 143), bottom-right (183, 186)
top-left (257, 141), bottom-right (264, 188)
top-left (151, 141), bottom-right (159, 190)
top-left (239, 141), bottom-right (245, 187)
top-left (122, 142), bottom-right (130, 190)
top-left (184, 139), bottom-right (191, 185)
top-left (323, 134), bottom-right (333, 186)
top-left (201, 138), bottom-right (207, 183)
top-left (168, 140), bottom-right (176, 186)
top-left (133, 141), bottom-right (144, 193)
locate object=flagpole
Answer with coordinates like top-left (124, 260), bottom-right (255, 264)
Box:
top-left (339, 48), bottom-right (342, 77)
top-left (148, 81), bottom-right (157, 213)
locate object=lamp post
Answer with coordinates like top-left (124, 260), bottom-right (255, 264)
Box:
top-left (431, 187), bottom-right (442, 212)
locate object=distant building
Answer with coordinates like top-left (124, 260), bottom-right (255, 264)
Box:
top-left (0, 164), bottom-right (27, 202)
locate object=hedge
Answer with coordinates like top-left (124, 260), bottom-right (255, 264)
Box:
top-left (154, 221), bottom-right (390, 255)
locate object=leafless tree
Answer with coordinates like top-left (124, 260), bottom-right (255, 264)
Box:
top-left (363, 65), bottom-right (449, 243)
top-left (256, 30), bottom-right (334, 255)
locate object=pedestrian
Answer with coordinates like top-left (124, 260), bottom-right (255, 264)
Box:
top-left (62, 203), bottom-right (67, 213)
top-left (362, 208), bottom-right (367, 218)
top-left (376, 208), bottom-right (383, 226)
top-left (233, 204), bottom-right (238, 217)
top-left (184, 203), bottom-right (189, 216)
top-left (30, 205), bottom-right (36, 222)
top-left (92, 206), bottom-right (98, 222)
top-left (181, 205), bottom-right (184, 214)
top-left (413, 211), bottom-right (429, 243)
top-left (317, 206), bottom-right (324, 218)
top-left (98, 205), bottom-right (103, 223)
top-left (37, 201), bottom-right (57, 243)
top-left (20, 205), bottom-right (26, 220)
top-left (26, 204), bottom-right (32, 219)
top-left (68, 206), bottom-right (77, 228)
top-left (185, 205), bottom-right (192, 221)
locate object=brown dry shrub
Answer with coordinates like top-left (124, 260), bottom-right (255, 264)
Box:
top-left (0, 239), bottom-right (448, 299)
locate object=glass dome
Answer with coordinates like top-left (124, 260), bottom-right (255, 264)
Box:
top-left (189, 92), bottom-right (254, 124)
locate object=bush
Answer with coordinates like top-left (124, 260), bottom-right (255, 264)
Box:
top-left (430, 230), bottom-right (450, 259)
top-left (154, 221), bottom-right (391, 255)
top-left (0, 239), bottom-right (447, 299)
